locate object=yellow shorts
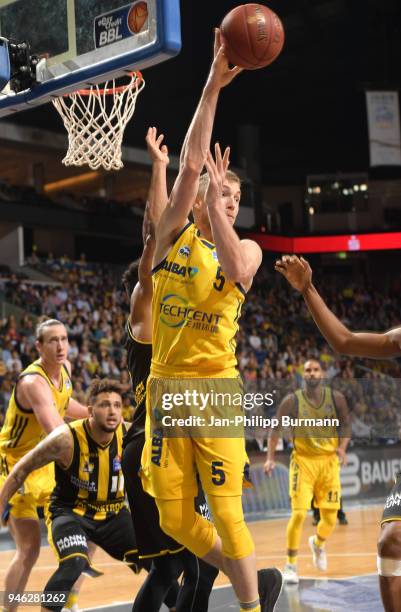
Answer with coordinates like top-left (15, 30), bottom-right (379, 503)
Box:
top-left (141, 376), bottom-right (249, 500)
top-left (289, 452), bottom-right (341, 511)
top-left (0, 456), bottom-right (55, 520)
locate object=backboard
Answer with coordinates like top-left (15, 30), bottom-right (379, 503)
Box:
top-left (0, 0), bottom-right (181, 116)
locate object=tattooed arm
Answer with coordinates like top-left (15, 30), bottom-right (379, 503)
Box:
top-left (0, 425), bottom-right (73, 524)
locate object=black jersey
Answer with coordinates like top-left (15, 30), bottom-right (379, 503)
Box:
top-left (49, 419), bottom-right (127, 521)
top-left (123, 319), bottom-right (152, 445)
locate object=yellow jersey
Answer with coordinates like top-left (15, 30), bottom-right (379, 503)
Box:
top-left (50, 419), bottom-right (126, 521)
top-left (151, 222), bottom-right (245, 377)
top-left (293, 387), bottom-right (339, 457)
top-left (0, 360), bottom-right (72, 462)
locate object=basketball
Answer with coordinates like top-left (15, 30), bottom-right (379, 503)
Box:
top-left (220, 3), bottom-right (284, 70)
top-left (128, 1), bottom-right (148, 35)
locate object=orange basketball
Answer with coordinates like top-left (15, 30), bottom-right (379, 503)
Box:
top-left (221, 3), bottom-right (284, 70)
top-left (128, 1), bottom-right (148, 34)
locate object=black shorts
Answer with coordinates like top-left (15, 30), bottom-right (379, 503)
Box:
top-left (382, 472), bottom-right (401, 525)
top-left (49, 507), bottom-right (140, 569)
top-left (122, 433), bottom-right (211, 559)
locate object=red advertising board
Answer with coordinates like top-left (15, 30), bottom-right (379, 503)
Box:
top-left (246, 232), bottom-right (401, 253)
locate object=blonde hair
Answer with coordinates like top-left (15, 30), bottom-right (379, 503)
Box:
top-left (36, 317), bottom-right (65, 342)
top-left (196, 169), bottom-right (241, 202)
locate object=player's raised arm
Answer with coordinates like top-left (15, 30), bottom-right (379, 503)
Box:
top-left (143, 126), bottom-right (170, 240)
top-left (275, 255), bottom-right (401, 359)
top-left (0, 425), bottom-right (72, 525)
top-left (155, 29), bottom-right (242, 261)
top-left (204, 144), bottom-right (262, 290)
top-left (123, 127), bottom-right (171, 342)
top-left (264, 393), bottom-right (296, 475)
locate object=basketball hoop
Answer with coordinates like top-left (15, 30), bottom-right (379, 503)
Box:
top-left (52, 71), bottom-right (145, 171)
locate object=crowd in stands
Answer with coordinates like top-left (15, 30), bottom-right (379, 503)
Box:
top-left (0, 255), bottom-right (400, 446)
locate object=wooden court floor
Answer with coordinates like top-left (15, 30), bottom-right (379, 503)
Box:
top-left (0, 505), bottom-right (382, 610)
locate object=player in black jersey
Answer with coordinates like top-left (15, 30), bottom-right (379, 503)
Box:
top-left (0, 379), bottom-right (183, 612)
top-left (121, 127), bottom-right (219, 611)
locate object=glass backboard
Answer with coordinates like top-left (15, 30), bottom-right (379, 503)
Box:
top-left (0, 0), bottom-right (181, 116)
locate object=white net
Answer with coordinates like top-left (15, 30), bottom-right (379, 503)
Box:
top-left (52, 72), bottom-right (145, 171)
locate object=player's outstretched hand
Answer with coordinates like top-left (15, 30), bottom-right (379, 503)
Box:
top-left (208, 28), bottom-right (243, 90)
top-left (275, 255), bottom-right (312, 293)
top-left (145, 126), bottom-right (169, 165)
top-left (204, 142), bottom-right (230, 210)
top-left (264, 459), bottom-right (276, 476)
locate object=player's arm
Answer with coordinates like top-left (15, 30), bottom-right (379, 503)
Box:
top-left (333, 390), bottom-right (351, 465)
top-left (63, 360), bottom-right (88, 419)
top-left (264, 393), bottom-right (296, 475)
top-left (129, 128), bottom-right (170, 342)
top-left (143, 126), bottom-right (170, 239)
top-left (128, 239), bottom-right (154, 343)
top-left (66, 398), bottom-right (88, 419)
top-left (17, 376), bottom-right (65, 432)
top-left (155, 30), bottom-right (242, 261)
top-left (275, 255), bottom-right (401, 358)
top-left (0, 425), bottom-right (73, 525)
top-left (205, 145), bottom-right (262, 289)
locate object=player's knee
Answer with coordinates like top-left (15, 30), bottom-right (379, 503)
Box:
top-left (320, 508), bottom-right (337, 530)
top-left (16, 541), bottom-right (40, 568)
top-left (377, 525), bottom-right (401, 577)
top-left (157, 498), bottom-right (215, 558)
top-left (157, 499), bottom-right (194, 539)
top-left (289, 509), bottom-right (307, 528)
top-left (46, 555), bottom-right (88, 593)
top-left (378, 522), bottom-right (401, 559)
top-left (211, 502), bottom-right (254, 559)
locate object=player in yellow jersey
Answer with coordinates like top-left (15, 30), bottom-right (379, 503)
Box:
top-left (0, 318), bottom-right (88, 611)
top-left (264, 359), bottom-right (350, 584)
top-left (140, 29), bottom-right (282, 612)
top-left (121, 127), bottom-right (218, 612)
top-left (275, 254), bottom-right (401, 611)
top-left (0, 378), bottom-right (145, 612)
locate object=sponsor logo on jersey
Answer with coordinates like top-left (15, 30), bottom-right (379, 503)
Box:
top-left (70, 474), bottom-right (97, 492)
top-left (161, 260), bottom-right (198, 279)
top-left (178, 246), bottom-right (190, 258)
top-left (57, 533), bottom-right (87, 553)
top-left (159, 294), bottom-right (221, 333)
top-left (65, 379), bottom-right (72, 390)
top-left (83, 461), bottom-right (95, 473)
top-left (198, 501), bottom-right (212, 521)
top-left (151, 429), bottom-right (163, 467)
top-left (113, 455), bottom-right (121, 472)
top-left (385, 492), bottom-right (401, 509)
top-left (212, 250), bottom-right (218, 261)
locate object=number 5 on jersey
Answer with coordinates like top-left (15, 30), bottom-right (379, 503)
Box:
top-left (213, 267), bottom-right (225, 292)
top-left (211, 460), bottom-right (225, 486)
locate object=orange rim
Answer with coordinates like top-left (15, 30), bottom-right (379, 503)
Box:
top-left (65, 71), bottom-right (143, 97)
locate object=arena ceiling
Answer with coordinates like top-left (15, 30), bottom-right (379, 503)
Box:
top-left (1, 0), bottom-right (401, 192)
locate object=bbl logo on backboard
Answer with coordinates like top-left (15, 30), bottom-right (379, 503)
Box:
top-left (94, 2), bottom-right (149, 49)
